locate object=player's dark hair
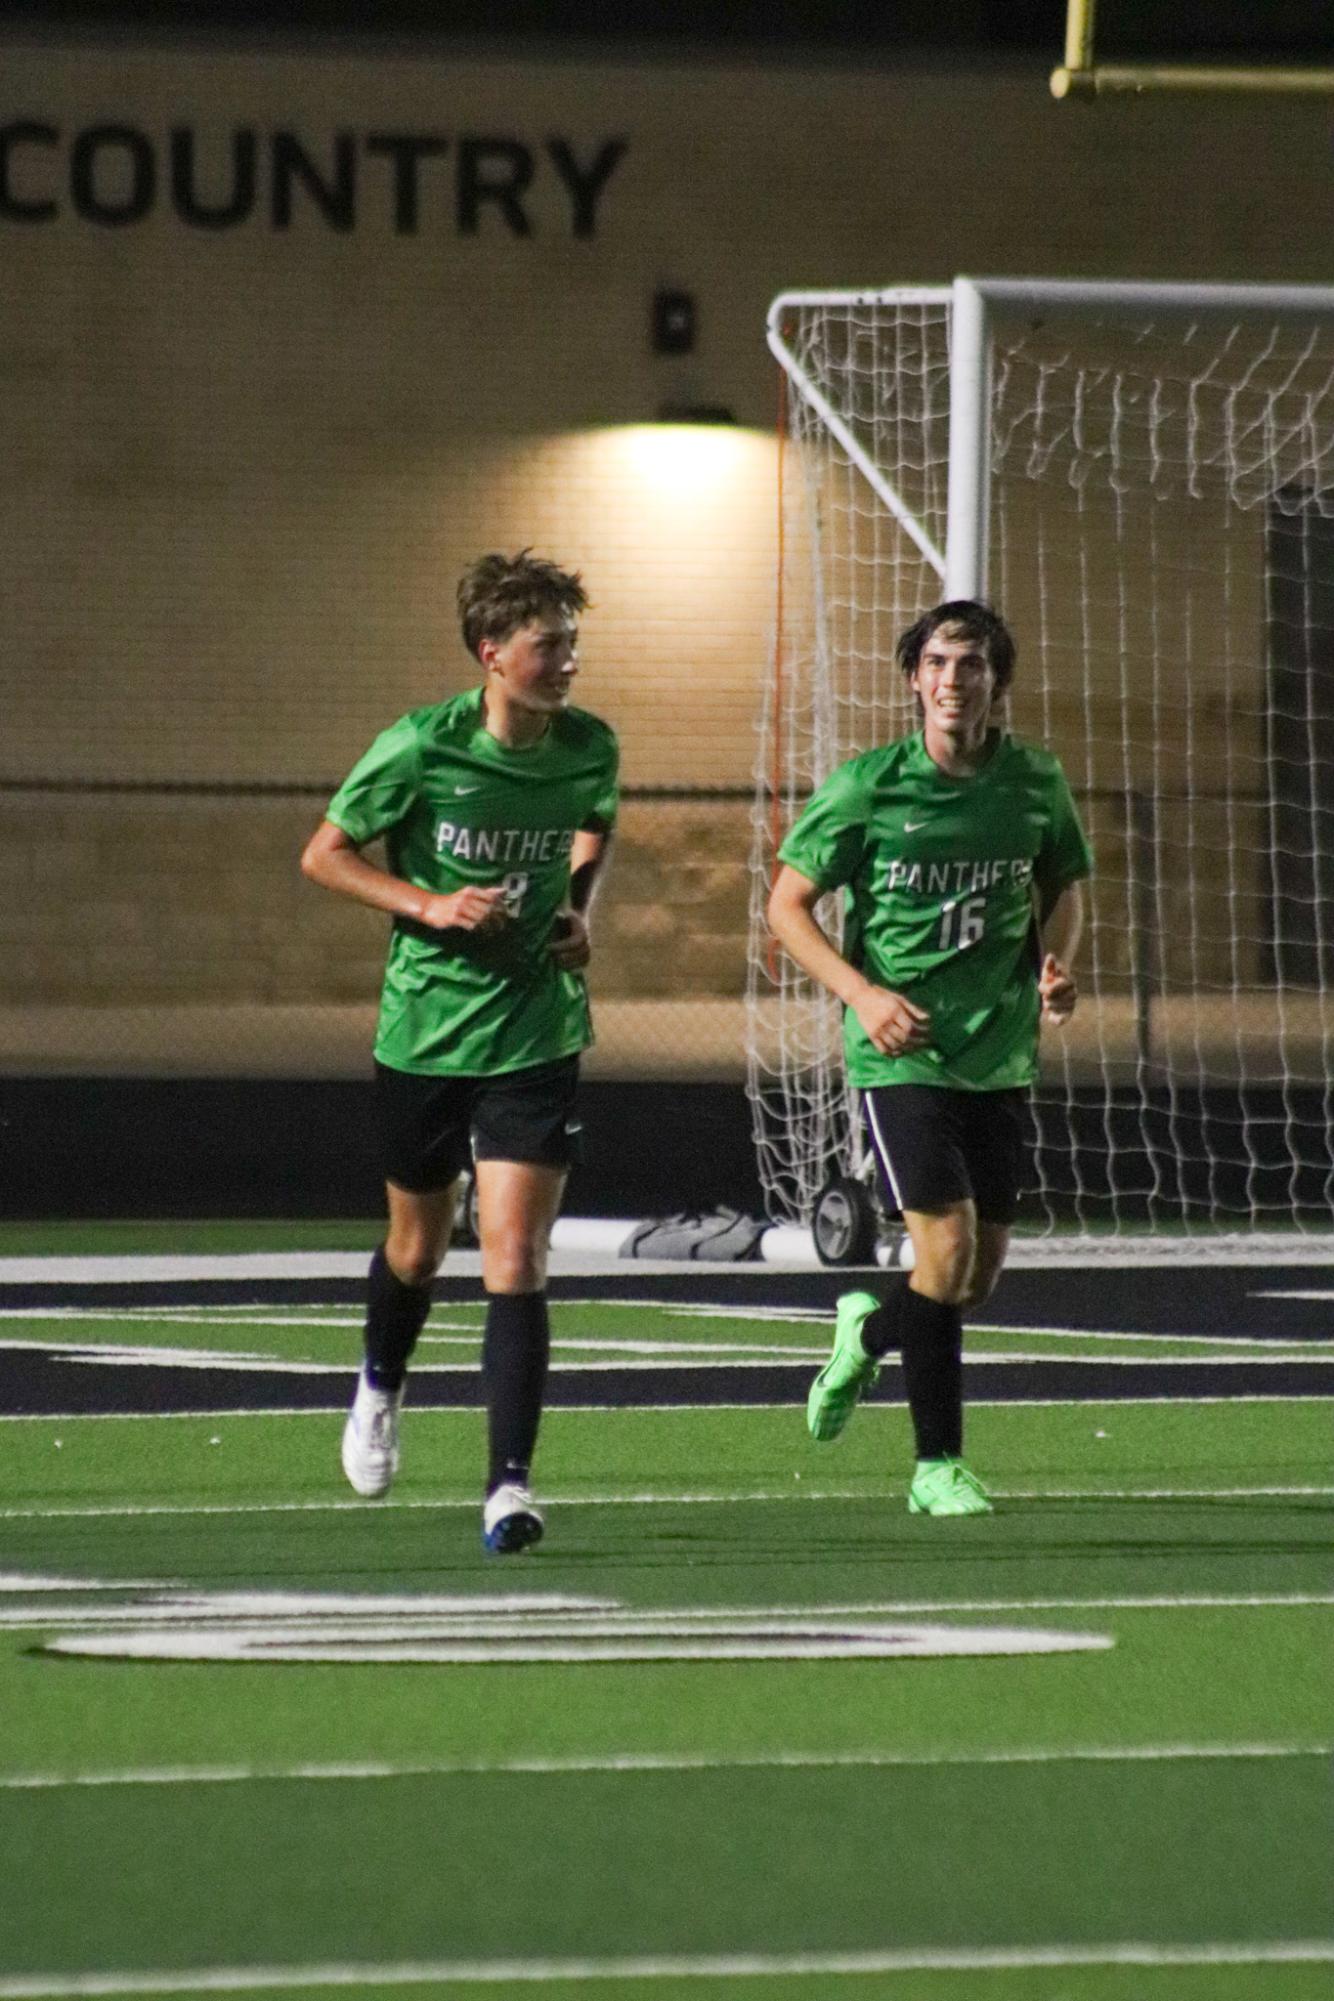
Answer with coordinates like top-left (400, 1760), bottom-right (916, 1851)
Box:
top-left (895, 600), bottom-right (1016, 694)
top-left (457, 549), bottom-right (588, 660)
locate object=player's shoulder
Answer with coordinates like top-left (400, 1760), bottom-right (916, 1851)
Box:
top-left (556, 703), bottom-right (619, 757)
top-left (838, 738), bottom-right (917, 790)
top-left (405, 688), bottom-right (483, 741)
top-left (1001, 732), bottom-right (1070, 782)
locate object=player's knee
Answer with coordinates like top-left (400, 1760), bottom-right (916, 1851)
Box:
top-left (915, 1257), bottom-right (972, 1305)
top-left (486, 1260), bottom-right (547, 1295)
top-left (921, 1225), bottom-right (976, 1302)
top-left (480, 1230), bottom-right (546, 1294)
top-left (960, 1264), bottom-right (1000, 1308)
top-left (385, 1241), bottom-right (446, 1289)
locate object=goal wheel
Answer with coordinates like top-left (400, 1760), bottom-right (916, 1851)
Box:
top-left (811, 1176), bottom-right (879, 1266)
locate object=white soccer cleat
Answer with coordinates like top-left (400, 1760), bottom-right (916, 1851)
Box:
top-left (482, 1482), bottom-right (544, 1555)
top-left (341, 1370), bottom-right (404, 1498)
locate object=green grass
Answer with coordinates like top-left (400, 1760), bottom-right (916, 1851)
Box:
top-left (0, 1218), bottom-right (384, 1255)
top-left (1, 1387), bottom-right (1331, 1997)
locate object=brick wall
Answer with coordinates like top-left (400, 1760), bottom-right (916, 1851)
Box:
top-left (3, 35), bottom-right (1330, 1072)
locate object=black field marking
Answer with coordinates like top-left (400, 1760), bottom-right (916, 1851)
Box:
top-left (2, 1347), bottom-right (1331, 1416)
top-left (4, 1263), bottom-right (1334, 1338)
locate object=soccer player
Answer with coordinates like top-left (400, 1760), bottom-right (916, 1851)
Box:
top-left (301, 550), bottom-right (618, 1553)
top-left (768, 600), bottom-right (1091, 1516)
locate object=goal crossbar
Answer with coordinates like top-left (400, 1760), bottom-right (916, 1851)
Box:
top-left (771, 278), bottom-right (1334, 602)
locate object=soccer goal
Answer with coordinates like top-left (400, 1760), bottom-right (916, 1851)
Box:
top-left (747, 276), bottom-right (1334, 1247)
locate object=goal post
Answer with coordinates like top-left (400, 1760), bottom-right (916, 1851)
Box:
top-left (748, 275), bottom-right (1334, 1242)
top-left (1050, 0), bottom-right (1334, 100)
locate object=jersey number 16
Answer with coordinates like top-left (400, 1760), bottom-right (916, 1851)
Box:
top-left (939, 894), bottom-right (986, 951)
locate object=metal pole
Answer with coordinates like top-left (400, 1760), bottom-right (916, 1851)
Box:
top-left (1064, 0), bottom-right (1096, 72)
top-left (766, 295), bottom-right (948, 581)
top-left (1054, 62), bottom-right (1334, 99)
top-left (944, 277), bottom-right (990, 600)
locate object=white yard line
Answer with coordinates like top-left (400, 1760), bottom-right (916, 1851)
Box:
top-left (1, 1740), bottom-right (1326, 1792)
top-left (0, 1333), bottom-right (1327, 1368)
top-left (2, 1577), bottom-right (1329, 1618)
top-left (6, 1305), bottom-right (1334, 1355)
top-left (1, 1484), bottom-right (1330, 1522)
top-left (1, 1489), bottom-right (1331, 1522)
top-left (0, 1337), bottom-right (832, 1368)
top-left (0, 1939), bottom-right (1331, 1996)
top-left (3, 1397), bottom-right (1332, 1430)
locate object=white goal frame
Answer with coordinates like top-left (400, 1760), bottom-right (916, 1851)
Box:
top-left (769, 276), bottom-right (1334, 604)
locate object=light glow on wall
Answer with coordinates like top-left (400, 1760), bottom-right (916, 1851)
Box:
top-left (602, 421), bottom-right (771, 513)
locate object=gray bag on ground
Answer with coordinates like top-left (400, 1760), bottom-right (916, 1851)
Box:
top-left (620, 1206), bottom-right (767, 1261)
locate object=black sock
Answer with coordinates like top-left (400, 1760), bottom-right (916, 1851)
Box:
top-left (858, 1275), bottom-right (908, 1357)
top-left (363, 1245), bottom-right (432, 1391)
top-left (898, 1288), bottom-right (964, 1461)
top-left (482, 1290), bottom-right (550, 1495)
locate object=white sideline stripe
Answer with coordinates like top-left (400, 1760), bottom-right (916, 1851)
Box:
top-left (0, 1313), bottom-right (480, 1333)
top-left (0, 1939), bottom-right (1331, 1994)
top-left (2, 1393), bottom-right (1330, 1423)
top-left (2, 1740), bottom-right (1327, 1792)
top-left (3, 1590), bottom-right (1330, 1624)
top-left (0, 1575), bottom-right (169, 1593)
top-left (0, 1334), bottom-right (830, 1365)
top-left (1, 1486), bottom-right (1330, 1523)
top-left (6, 1306), bottom-right (1334, 1362)
top-left (25, 1303), bottom-right (1334, 1351)
top-left (7, 1335), bottom-right (1328, 1369)
top-left (6, 1228), bottom-right (1334, 1286)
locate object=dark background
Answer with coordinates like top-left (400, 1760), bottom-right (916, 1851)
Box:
top-left (3, 2), bottom-right (1332, 59)
top-left (4, 1), bottom-right (1331, 1226)
top-left (1, 1078), bottom-right (765, 1220)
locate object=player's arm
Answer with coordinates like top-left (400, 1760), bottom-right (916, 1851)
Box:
top-left (550, 826), bottom-right (613, 970)
top-left (300, 820), bottom-right (506, 932)
top-left (1037, 880), bottom-right (1083, 1024)
top-left (767, 863), bottom-right (929, 1056)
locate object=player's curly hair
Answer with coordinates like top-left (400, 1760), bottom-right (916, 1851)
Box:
top-left (895, 600), bottom-right (1016, 694)
top-left (456, 549), bottom-right (589, 660)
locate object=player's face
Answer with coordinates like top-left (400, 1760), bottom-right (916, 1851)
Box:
top-left (909, 628), bottom-right (996, 748)
top-left (483, 616), bottom-right (579, 714)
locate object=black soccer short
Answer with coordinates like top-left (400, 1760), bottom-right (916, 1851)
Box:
top-left (861, 1083), bottom-right (1028, 1225)
top-left (374, 1055), bottom-right (583, 1192)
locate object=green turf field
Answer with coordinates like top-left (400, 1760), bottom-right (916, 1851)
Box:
top-left (2, 1273), bottom-right (1331, 2001)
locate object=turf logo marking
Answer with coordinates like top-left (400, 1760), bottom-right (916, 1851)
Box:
top-left (30, 1585), bottom-right (1113, 1665)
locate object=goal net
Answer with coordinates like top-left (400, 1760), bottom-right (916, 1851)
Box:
top-left (748, 278), bottom-right (1334, 1239)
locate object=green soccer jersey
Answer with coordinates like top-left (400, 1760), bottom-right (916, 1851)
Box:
top-left (326, 688), bottom-right (619, 1077)
top-left (778, 730), bottom-right (1093, 1090)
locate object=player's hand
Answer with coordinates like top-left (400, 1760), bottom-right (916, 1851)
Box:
top-left (419, 886), bottom-right (508, 932)
top-left (851, 984), bottom-right (931, 1055)
top-left (550, 909), bottom-right (591, 969)
top-left (1039, 952), bottom-right (1077, 1024)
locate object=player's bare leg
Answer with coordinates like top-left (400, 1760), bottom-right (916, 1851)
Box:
top-left (963, 1219), bottom-right (1010, 1309)
top-left (342, 1179), bottom-right (458, 1499)
top-left (893, 1201), bottom-right (994, 1515)
top-left (385, 1178), bottom-right (459, 1288)
top-left (476, 1158), bottom-right (566, 1552)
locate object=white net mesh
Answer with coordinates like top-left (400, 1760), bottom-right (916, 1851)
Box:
top-left (747, 286), bottom-right (1334, 1236)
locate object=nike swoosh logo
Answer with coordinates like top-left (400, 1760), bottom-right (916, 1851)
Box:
top-left (903, 818), bottom-right (930, 832)
top-left (454, 784), bottom-right (482, 796)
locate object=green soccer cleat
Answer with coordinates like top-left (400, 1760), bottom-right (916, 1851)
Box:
top-left (908, 1457), bottom-right (994, 1517)
top-left (806, 1290), bottom-right (881, 1441)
